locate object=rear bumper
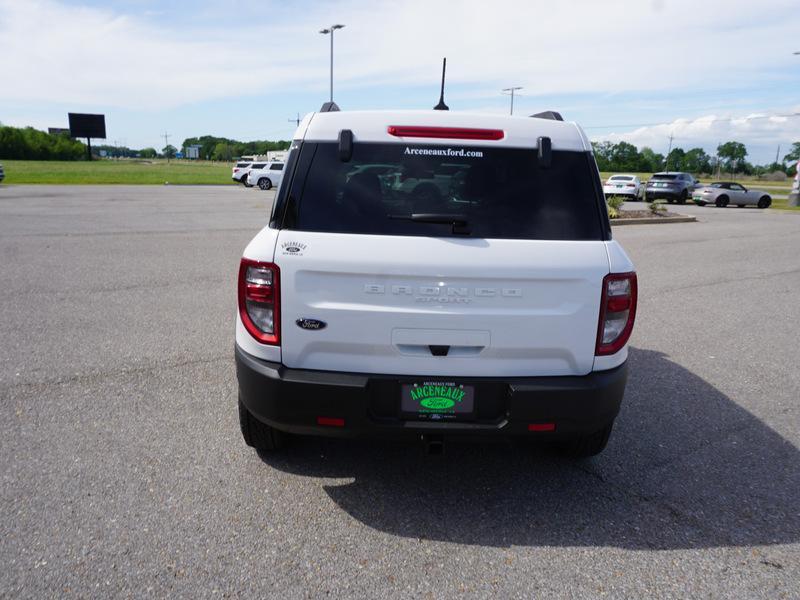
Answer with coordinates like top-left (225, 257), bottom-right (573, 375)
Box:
top-left (235, 345), bottom-right (628, 441)
top-left (603, 188), bottom-right (638, 197)
top-left (646, 189), bottom-right (682, 200)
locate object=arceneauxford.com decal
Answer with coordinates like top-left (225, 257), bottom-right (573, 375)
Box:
top-left (403, 147), bottom-right (484, 158)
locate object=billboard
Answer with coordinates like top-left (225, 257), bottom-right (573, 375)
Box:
top-left (68, 113), bottom-right (106, 139)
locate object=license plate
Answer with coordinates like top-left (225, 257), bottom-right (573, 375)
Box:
top-left (615, 184), bottom-right (623, 188)
top-left (693, 195), bottom-right (702, 201)
top-left (401, 382), bottom-right (475, 420)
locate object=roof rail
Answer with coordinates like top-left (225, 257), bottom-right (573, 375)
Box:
top-left (530, 110), bottom-right (564, 121)
top-left (320, 102), bottom-right (340, 113)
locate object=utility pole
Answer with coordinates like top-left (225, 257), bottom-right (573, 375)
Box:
top-left (665, 133), bottom-right (674, 171)
top-left (715, 141), bottom-right (721, 179)
top-left (288, 113), bottom-right (301, 127)
top-left (162, 131), bottom-right (171, 164)
top-left (501, 87), bottom-right (523, 115)
top-left (775, 144), bottom-right (781, 167)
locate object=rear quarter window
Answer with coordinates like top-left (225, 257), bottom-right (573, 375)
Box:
top-left (280, 142), bottom-right (606, 241)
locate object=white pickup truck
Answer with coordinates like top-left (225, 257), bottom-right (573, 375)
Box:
top-left (235, 108), bottom-right (637, 457)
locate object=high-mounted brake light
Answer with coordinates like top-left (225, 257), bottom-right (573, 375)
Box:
top-left (387, 126), bottom-right (504, 141)
top-left (238, 258), bottom-right (280, 345)
top-left (596, 272), bottom-right (637, 356)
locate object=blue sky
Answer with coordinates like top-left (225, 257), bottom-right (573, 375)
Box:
top-left (2, 0), bottom-right (800, 163)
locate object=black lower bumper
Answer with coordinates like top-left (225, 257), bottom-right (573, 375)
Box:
top-left (646, 190), bottom-right (683, 201)
top-left (235, 345), bottom-right (628, 440)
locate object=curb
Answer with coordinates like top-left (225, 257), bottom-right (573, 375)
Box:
top-left (611, 215), bottom-right (697, 226)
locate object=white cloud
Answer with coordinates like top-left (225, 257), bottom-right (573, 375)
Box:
top-left (1, 0), bottom-right (799, 110)
top-left (593, 108), bottom-right (800, 162)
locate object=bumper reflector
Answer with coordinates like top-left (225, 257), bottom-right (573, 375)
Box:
top-left (317, 417), bottom-right (345, 427)
top-left (528, 423), bottom-right (556, 432)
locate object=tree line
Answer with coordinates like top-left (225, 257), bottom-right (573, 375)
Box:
top-left (0, 124), bottom-right (290, 161)
top-left (0, 125), bottom-right (87, 160)
top-left (593, 140), bottom-right (800, 176)
top-left (180, 136), bottom-right (291, 161)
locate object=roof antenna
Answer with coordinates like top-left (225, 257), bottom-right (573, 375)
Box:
top-left (433, 57), bottom-right (449, 111)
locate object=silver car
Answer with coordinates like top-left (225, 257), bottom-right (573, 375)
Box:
top-left (692, 181), bottom-right (772, 208)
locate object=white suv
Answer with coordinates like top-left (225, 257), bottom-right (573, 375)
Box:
top-left (235, 109), bottom-right (637, 457)
top-left (247, 161), bottom-right (285, 190)
top-left (232, 162), bottom-right (255, 186)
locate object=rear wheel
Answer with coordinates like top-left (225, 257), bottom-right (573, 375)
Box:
top-left (715, 195), bottom-right (729, 208)
top-left (238, 398), bottom-right (286, 451)
top-left (677, 190), bottom-right (688, 205)
top-left (758, 196), bottom-right (772, 209)
top-left (696, 201), bottom-right (707, 206)
top-left (667, 198), bottom-right (674, 204)
top-left (258, 178), bottom-right (272, 191)
top-left (558, 422), bottom-right (614, 458)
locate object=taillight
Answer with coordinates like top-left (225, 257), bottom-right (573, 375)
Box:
top-left (233, 168), bottom-right (239, 173)
top-left (387, 126), bottom-right (505, 140)
top-left (596, 272), bottom-right (637, 356)
top-left (626, 183), bottom-right (635, 187)
top-left (238, 258), bottom-right (280, 345)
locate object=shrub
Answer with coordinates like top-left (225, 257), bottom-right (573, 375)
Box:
top-left (606, 195), bottom-right (625, 219)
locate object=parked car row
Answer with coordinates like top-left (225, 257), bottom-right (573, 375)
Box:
top-left (231, 161), bottom-right (286, 190)
top-left (604, 172), bottom-right (701, 204)
top-left (0, 163), bottom-right (4, 184)
top-left (604, 172), bottom-right (771, 208)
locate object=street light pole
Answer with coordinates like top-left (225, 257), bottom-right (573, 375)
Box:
top-left (501, 86), bottom-right (523, 115)
top-left (319, 24), bottom-right (345, 103)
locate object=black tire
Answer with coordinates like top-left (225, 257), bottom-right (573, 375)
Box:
top-left (758, 196), bottom-right (771, 209)
top-left (677, 190), bottom-right (688, 205)
top-left (696, 201), bottom-right (707, 206)
top-left (258, 178), bottom-right (272, 191)
top-left (715, 195), bottom-right (729, 208)
top-left (667, 198), bottom-right (674, 204)
top-left (238, 398), bottom-right (285, 451)
top-left (557, 422), bottom-right (614, 458)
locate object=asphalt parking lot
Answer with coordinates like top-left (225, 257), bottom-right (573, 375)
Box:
top-left (1, 185), bottom-right (799, 598)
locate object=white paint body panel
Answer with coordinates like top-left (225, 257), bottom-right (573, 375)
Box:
top-left (302, 110), bottom-right (589, 151)
top-left (273, 232), bottom-right (610, 377)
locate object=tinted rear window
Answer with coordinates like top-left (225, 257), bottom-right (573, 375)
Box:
top-left (251, 163), bottom-right (266, 169)
top-left (283, 142), bottom-right (604, 241)
top-left (236, 162), bottom-right (250, 168)
top-left (651, 174), bottom-right (677, 180)
top-left (609, 175), bottom-right (633, 181)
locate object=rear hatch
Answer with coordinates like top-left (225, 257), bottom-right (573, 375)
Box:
top-left (275, 140), bottom-right (610, 378)
top-left (648, 174), bottom-right (678, 189)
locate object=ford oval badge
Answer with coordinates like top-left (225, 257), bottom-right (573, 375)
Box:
top-left (296, 318), bottom-right (326, 331)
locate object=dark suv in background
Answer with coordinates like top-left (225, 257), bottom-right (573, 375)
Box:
top-left (645, 172), bottom-right (699, 204)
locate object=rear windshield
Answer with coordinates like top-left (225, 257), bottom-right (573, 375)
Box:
top-left (236, 162), bottom-right (250, 168)
top-left (283, 142), bottom-right (604, 240)
top-left (609, 175), bottom-right (633, 181)
top-left (651, 174), bottom-right (677, 180)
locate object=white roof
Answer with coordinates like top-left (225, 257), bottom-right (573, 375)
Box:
top-left (296, 110), bottom-right (590, 151)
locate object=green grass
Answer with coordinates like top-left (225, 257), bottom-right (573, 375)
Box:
top-left (1, 159), bottom-right (235, 185)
